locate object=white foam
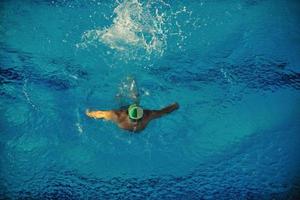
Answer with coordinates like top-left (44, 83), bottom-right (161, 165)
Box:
top-left (76, 109), bottom-right (84, 134)
top-left (77, 0), bottom-right (193, 60)
top-left (23, 79), bottom-right (37, 110)
top-left (76, 122), bottom-right (83, 134)
top-left (93, 1), bottom-right (164, 55)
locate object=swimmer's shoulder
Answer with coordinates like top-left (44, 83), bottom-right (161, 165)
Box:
top-left (112, 109), bottom-right (128, 121)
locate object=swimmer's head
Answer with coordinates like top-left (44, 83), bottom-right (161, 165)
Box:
top-left (128, 104), bottom-right (144, 120)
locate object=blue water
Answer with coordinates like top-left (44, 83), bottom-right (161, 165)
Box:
top-left (1, 0), bottom-right (300, 199)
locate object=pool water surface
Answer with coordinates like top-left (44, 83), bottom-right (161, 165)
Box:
top-left (0, 0), bottom-right (300, 199)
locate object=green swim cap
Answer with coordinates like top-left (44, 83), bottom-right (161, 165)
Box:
top-left (128, 104), bottom-right (144, 120)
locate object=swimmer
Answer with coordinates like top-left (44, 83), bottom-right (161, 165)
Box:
top-left (86, 102), bottom-right (179, 132)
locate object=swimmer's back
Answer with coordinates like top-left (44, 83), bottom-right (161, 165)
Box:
top-left (115, 103), bottom-right (179, 132)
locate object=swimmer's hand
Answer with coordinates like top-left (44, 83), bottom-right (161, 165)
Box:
top-left (86, 109), bottom-right (104, 119)
top-left (86, 109), bottom-right (96, 119)
top-left (172, 102), bottom-right (179, 110)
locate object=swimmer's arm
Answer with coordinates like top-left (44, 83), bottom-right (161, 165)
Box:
top-left (86, 109), bottom-right (118, 121)
top-left (149, 103), bottom-right (179, 120)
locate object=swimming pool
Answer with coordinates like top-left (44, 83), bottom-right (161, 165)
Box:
top-left (0, 0), bottom-right (300, 199)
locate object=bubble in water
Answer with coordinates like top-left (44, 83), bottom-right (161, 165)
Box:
top-left (116, 76), bottom-right (140, 106)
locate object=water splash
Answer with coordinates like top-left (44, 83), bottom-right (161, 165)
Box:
top-left (23, 79), bottom-right (37, 110)
top-left (116, 76), bottom-right (140, 106)
top-left (77, 0), bottom-right (192, 61)
top-left (75, 109), bottom-right (83, 134)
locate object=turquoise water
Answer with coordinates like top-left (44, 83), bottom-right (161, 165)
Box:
top-left (1, 0), bottom-right (300, 199)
